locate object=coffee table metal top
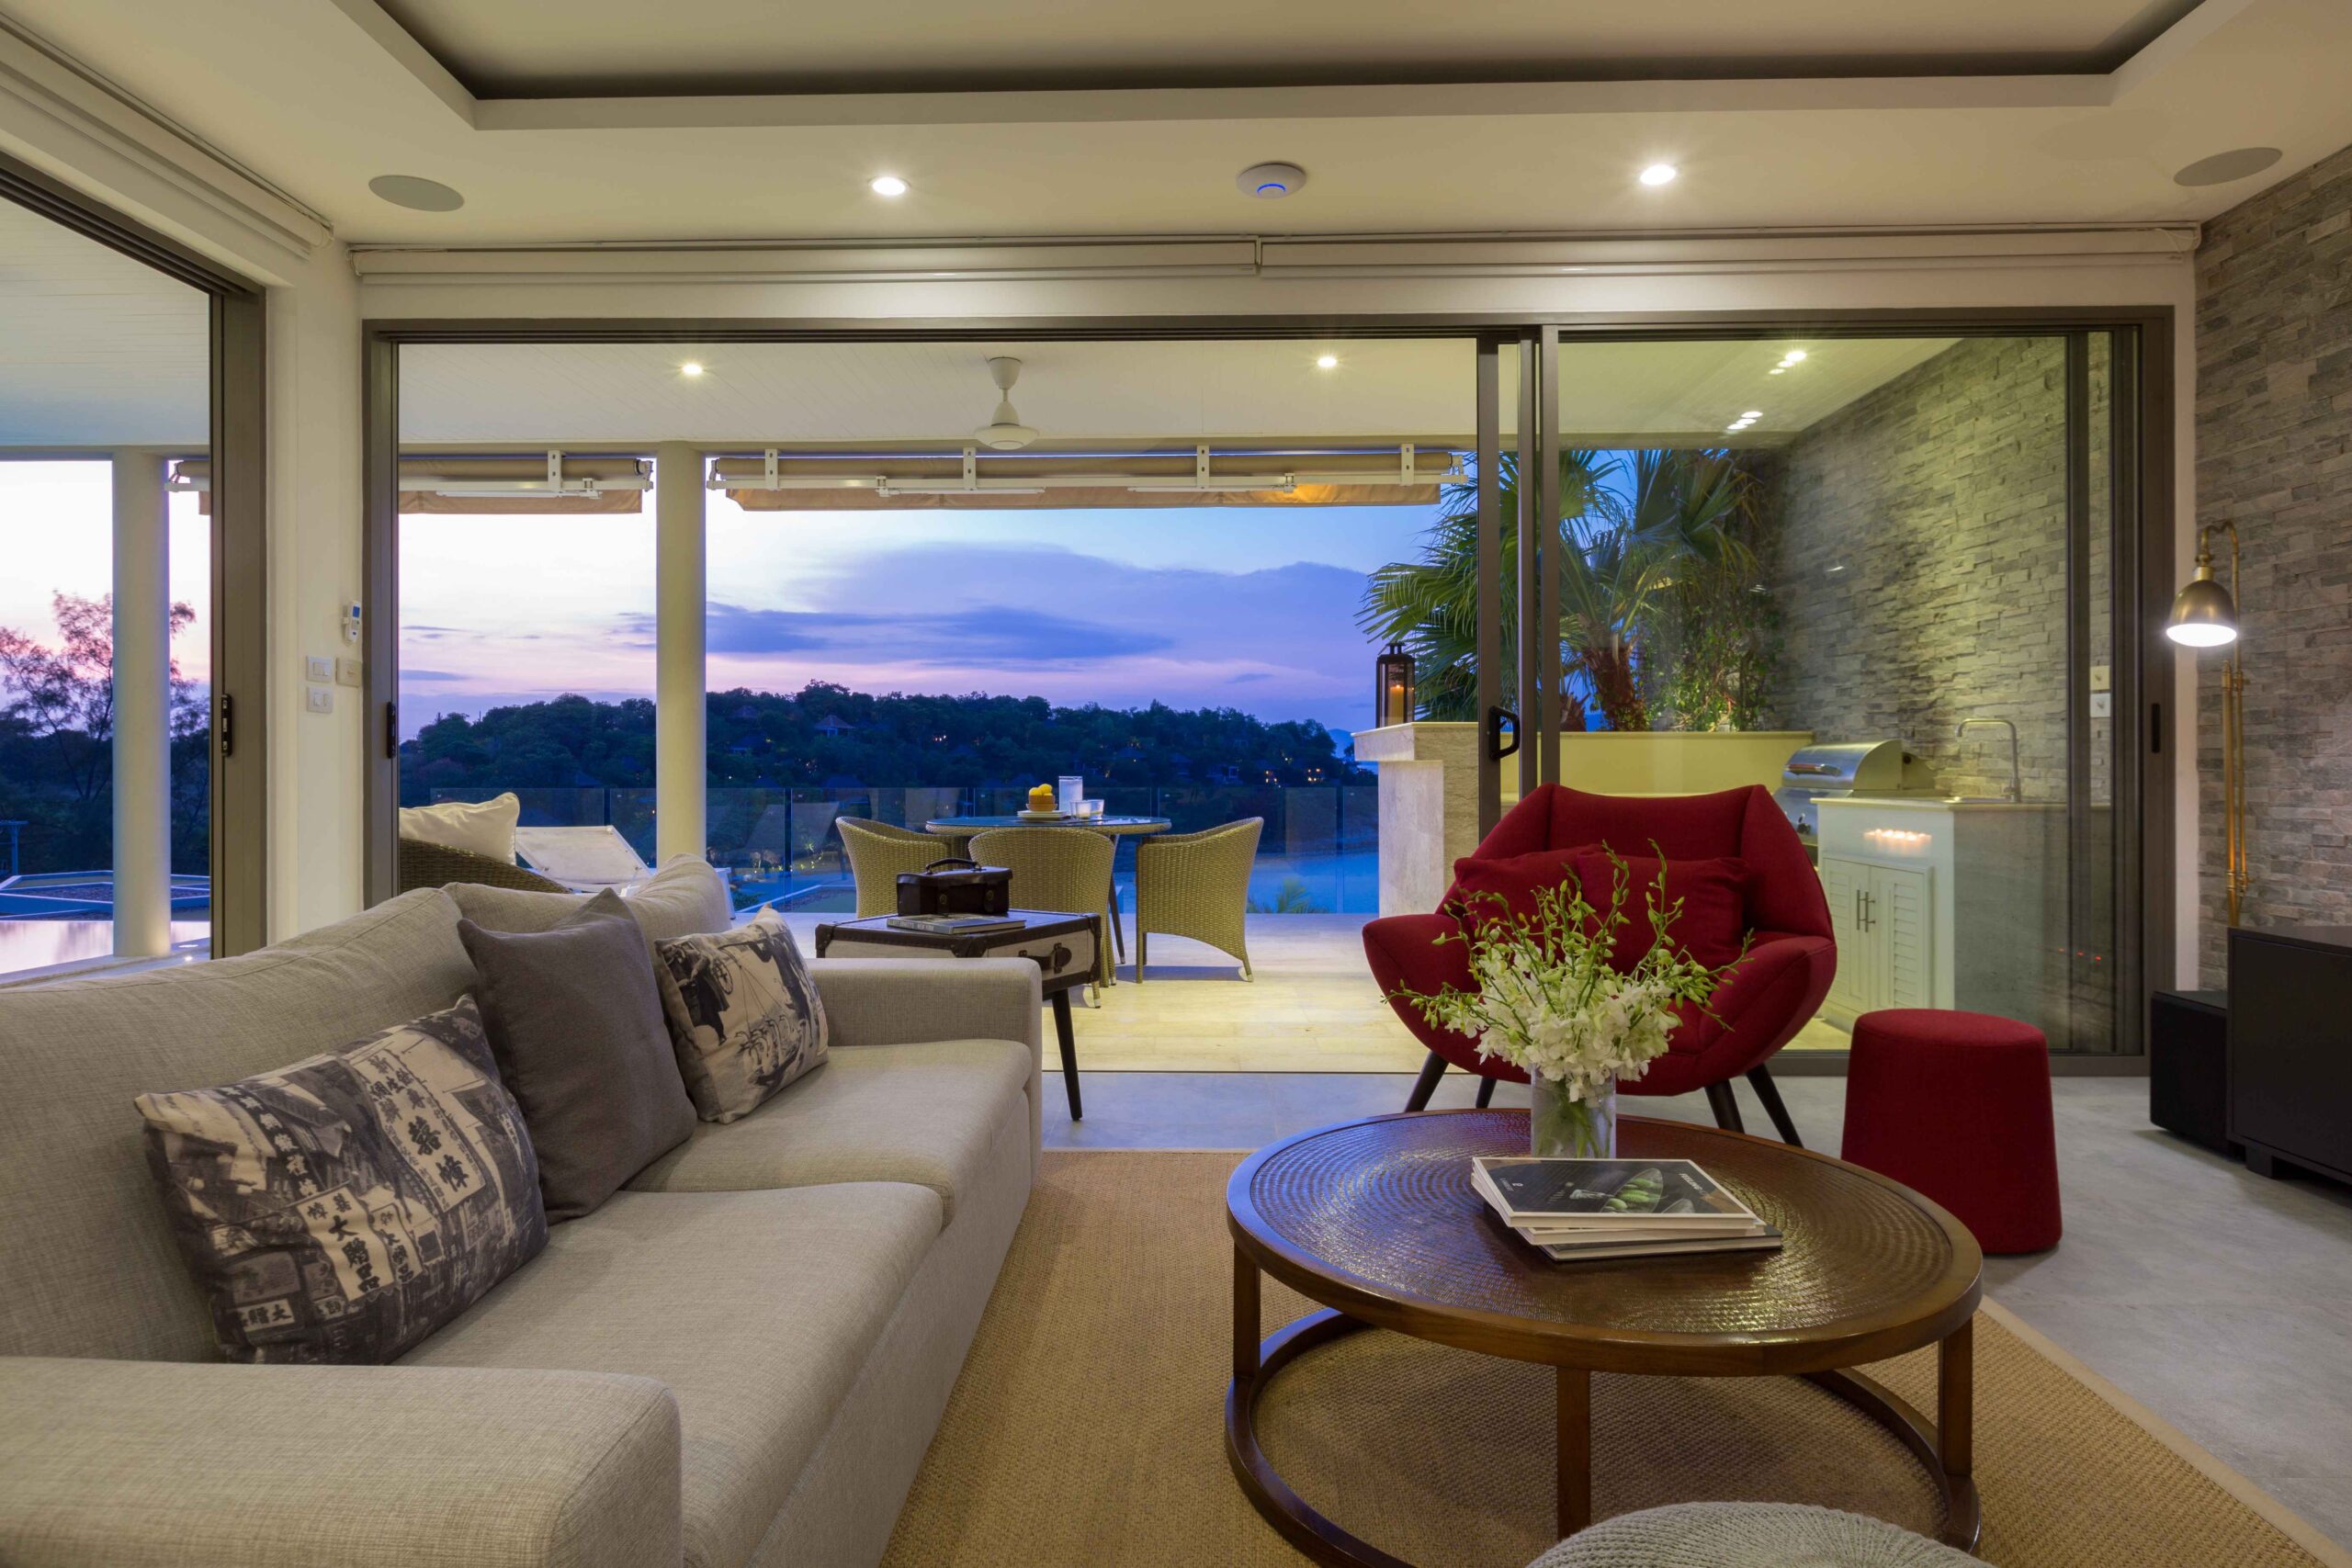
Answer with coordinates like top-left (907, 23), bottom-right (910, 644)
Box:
top-left (1227, 1110), bottom-right (1981, 1375)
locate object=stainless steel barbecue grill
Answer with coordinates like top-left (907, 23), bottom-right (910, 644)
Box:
top-left (1774, 740), bottom-right (1941, 843)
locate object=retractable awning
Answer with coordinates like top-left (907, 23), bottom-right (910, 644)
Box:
top-left (169, 452), bottom-right (650, 514)
top-left (711, 443), bottom-right (1461, 511)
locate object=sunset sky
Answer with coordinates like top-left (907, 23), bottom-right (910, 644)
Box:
top-left (400, 493), bottom-right (1438, 745)
top-left (1, 459), bottom-right (1449, 748)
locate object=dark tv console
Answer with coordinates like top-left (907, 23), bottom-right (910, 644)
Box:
top-left (2228, 925), bottom-right (2352, 1186)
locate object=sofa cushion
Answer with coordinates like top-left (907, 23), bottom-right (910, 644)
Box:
top-left (135, 998), bottom-right (548, 1364)
top-left (628, 1040), bottom-right (1030, 1226)
top-left (459, 891), bottom-right (696, 1222)
top-left (653, 909), bottom-right (829, 1123)
top-left (398, 791), bottom-right (521, 863)
top-left (0, 888), bottom-right (476, 1364)
top-left (402, 1184), bottom-right (939, 1568)
top-left (447, 855), bottom-right (733, 944)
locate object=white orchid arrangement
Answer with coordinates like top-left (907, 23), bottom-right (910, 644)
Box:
top-left (1392, 848), bottom-right (1732, 1100)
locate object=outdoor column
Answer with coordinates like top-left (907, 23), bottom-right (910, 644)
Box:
top-left (110, 448), bottom-right (172, 959)
top-left (654, 442), bottom-right (707, 863)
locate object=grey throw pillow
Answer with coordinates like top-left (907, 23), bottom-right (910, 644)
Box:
top-left (458, 889), bottom-right (695, 1222)
top-left (653, 908), bottom-right (830, 1122)
top-left (135, 998), bottom-right (546, 1364)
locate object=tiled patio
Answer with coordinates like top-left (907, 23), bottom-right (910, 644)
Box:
top-left (789, 911), bottom-right (1850, 1072)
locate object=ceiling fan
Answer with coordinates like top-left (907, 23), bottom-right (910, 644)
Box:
top-left (973, 356), bottom-right (1039, 450)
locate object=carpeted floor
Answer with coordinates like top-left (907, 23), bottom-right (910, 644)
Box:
top-left (882, 1150), bottom-right (2342, 1568)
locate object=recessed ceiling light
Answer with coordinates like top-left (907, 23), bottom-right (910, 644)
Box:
top-left (1741, 411), bottom-right (1763, 420)
top-left (680, 362), bottom-right (706, 378)
top-left (2174, 147), bottom-right (2282, 187)
top-left (1638, 164), bottom-right (1679, 187)
top-left (368, 174), bottom-right (463, 212)
top-left (1316, 354), bottom-right (1340, 370)
top-left (1768, 368), bottom-right (1786, 376)
top-left (869, 174), bottom-right (909, 197)
top-left (1238, 162), bottom-right (1307, 199)
top-left (1781, 350), bottom-right (1808, 364)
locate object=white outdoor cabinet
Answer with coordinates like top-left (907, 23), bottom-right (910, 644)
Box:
top-left (1819, 853), bottom-right (1934, 1022)
top-left (1814, 797), bottom-right (2067, 1035)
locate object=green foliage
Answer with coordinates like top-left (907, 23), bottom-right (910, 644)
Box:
top-left (399, 682), bottom-right (1366, 805)
top-left (1355, 449), bottom-right (1757, 731)
top-left (1246, 874), bottom-right (1329, 915)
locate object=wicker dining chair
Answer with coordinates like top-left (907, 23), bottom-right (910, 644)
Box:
top-left (396, 837), bottom-right (569, 897)
top-left (837, 818), bottom-right (960, 918)
top-left (967, 827), bottom-right (1116, 987)
top-left (1134, 817), bottom-right (1262, 982)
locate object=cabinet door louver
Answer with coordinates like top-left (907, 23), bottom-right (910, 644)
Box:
top-left (1877, 863), bottom-right (1934, 1010)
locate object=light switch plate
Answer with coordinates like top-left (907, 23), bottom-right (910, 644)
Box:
top-left (2090, 692), bottom-right (2113, 718)
top-left (336, 657), bottom-right (363, 687)
top-left (305, 685), bottom-right (334, 714)
top-left (304, 655), bottom-right (332, 682)
top-left (2088, 663), bottom-right (2112, 694)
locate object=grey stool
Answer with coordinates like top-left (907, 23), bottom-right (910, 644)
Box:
top-left (1528, 1503), bottom-right (1975, 1568)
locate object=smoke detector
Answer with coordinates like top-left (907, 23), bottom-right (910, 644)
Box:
top-left (974, 356), bottom-right (1039, 450)
top-left (1237, 163), bottom-right (1307, 199)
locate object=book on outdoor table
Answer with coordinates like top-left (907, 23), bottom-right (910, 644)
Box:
top-left (885, 914), bottom-right (1025, 936)
top-left (1470, 1156), bottom-right (1768, 1235)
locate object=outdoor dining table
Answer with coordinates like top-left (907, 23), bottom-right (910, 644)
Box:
top-left (922, 815), bottom-right (1171, 967)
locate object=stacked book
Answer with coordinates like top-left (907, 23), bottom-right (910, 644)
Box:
top-left (1470, 1156), bottom-right (1783, 1263)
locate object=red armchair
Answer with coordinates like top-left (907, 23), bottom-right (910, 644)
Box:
top-left (1362, 784), bottom-right (1837, 1145)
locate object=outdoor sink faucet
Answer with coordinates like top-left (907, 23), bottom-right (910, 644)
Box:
top-left (1957, 716), bottom-right (2022, 803)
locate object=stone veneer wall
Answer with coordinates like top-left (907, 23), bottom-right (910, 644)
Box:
top-left (2193, 141), bottom-right (2352, 983)
top-left (1752, 336), bottom-right (2095, 800)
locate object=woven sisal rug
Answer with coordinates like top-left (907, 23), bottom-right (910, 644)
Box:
top-left (881, 1150), bottom-right (2346, 1568)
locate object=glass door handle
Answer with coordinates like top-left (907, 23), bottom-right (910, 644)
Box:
top-left (1487, 705), bottom-right (1521, 761)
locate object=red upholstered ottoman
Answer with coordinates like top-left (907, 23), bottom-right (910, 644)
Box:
top-left (1840, 1009), bottom-right (2062, 1255)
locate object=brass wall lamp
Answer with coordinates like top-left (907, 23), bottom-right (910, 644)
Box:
top-left (2165, 522), bottom-right (2246, 924)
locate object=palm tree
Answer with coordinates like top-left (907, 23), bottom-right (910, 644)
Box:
top-left (1358, 447), bottom-right (1754, 731)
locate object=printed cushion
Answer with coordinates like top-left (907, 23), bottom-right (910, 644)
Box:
top-left (135, 998), bottom-right (546, 1365)
top-left (655, 908), bottom-right (831, 1122)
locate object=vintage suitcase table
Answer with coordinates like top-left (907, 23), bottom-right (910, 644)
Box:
top-left (813, 908), bottom-right (1098, 1120)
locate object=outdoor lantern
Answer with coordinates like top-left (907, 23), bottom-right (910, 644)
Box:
top-left (1375, 641), bottom-right (1417, 728)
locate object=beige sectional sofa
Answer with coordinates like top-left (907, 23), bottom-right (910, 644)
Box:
top-left (0, 869), bottom-right (1042, 1568)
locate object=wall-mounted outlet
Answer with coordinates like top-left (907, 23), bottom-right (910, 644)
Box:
top-left (336, 657), bottom-right (363, 687)
top-left (305, 685), bottom-right (334, 715)
top-left (304, 654), bottom-right (332, 682)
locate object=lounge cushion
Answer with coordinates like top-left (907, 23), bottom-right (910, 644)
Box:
top-left (458, 892), bottom-right (696, 1223)
top-left (403, 1184), bottom-right (939, 1568)
top-left (135, 998), bottom-right (547, 1364)
top-left (1443, 846), bottom-right (1587, 928)
top-left (628, 1040), bottom-right (1030, 1226)
top-left (398, 792), bottom-right (520, 863)
top-left (447, 855), bottom-right (733, 944)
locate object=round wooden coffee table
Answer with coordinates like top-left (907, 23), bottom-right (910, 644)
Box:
top-left (1225, 1110), bottom-right (1984, 1563)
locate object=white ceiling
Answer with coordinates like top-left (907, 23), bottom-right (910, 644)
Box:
top-left (376, 0), bottom-right (2194, 96)
top-left (396, 335), bottom-right (1956, 448)
top-left (0, 197), bottom-right (209, 447)
top-left (4, 0), bottom-right (2349, 245)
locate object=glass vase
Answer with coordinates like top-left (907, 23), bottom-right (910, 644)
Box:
top-left (1529, 1074), bottom-right (1617, 1159)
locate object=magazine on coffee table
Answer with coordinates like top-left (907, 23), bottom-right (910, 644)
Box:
top-left (1471, 1156), bottom-right (1781, 1262)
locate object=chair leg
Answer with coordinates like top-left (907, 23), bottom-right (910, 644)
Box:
top-left (1106, 878), bottom-right (1126, 961)
top-left (1745, 1066), bottom-right (1803, 1147)
top-left (1702, 1079), bottom-right (1747, 1134)
top-left (1405, 1052), bottom-right (1447, 1112)
top-left (1135, 928), bottom-right (1146, 984)
top-left (1475, 1075), bottom-right (1498, 1109)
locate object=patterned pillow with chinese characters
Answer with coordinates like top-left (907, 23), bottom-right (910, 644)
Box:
top-left (654, 908), bottom-right (830, 1122)
top-left (135, 997), bottom-right (546, 1365)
